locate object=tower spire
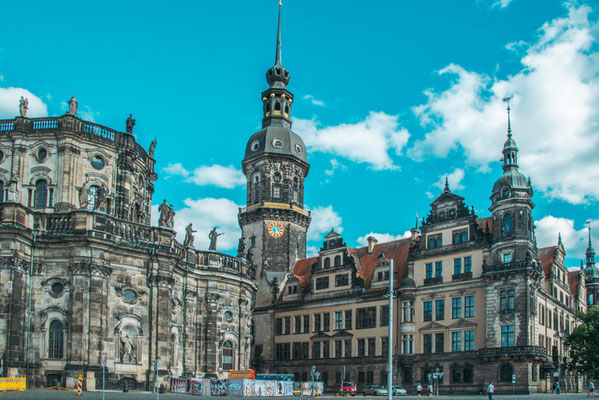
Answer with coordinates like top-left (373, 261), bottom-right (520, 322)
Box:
top-left (275, 0), bottom-right (282, 66)
top-left (501, 96), bottom-right (518, 170)
top-left (586, 219), bottom-right (596, 269)
top-left (504, 95), bottom-right (513, 138)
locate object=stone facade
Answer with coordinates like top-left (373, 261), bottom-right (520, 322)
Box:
top-left (0, 115), bottom-right (256, 389)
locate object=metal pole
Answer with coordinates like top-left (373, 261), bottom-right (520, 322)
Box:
top-left (387, 259), bottom-right (393, 400)
top-left (102, 361), bottom-right (105, 400)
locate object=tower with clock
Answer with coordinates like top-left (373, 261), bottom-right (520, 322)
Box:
top-left (238, 2), bottom-right (311, 308)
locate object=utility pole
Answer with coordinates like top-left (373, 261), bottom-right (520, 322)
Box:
top-left (387, 259), bottom-right (393, 400)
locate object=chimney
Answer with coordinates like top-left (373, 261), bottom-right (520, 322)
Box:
top-left (367, 236), bottom-right (378, 254)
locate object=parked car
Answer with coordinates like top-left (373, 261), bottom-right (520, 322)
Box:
top-left (339, 381), bottom-right (357, 396)
top-left (391, 386), bottom-right (408, 396)
top-left (363, 385), bottom-right (388, 396)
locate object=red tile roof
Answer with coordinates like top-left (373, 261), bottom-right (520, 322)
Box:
top-left (293, 256), bottom-right (318, 289)
top-left (538, 246), bottom-right (557, 278)
top-left (568, 270), bottom-right (581, 297)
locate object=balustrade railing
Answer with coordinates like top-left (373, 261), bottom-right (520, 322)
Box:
top-left (32, 119), bottom-right (59, 130)
top-left (0, 121), bottom-right (14, 132)
top-left (47, 215), bottom-right (73, 232)
top-left (82, 122), bottom-right (116, 141)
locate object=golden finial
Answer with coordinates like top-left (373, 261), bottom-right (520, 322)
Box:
top-left (279, 0), bottom-right (282, 6)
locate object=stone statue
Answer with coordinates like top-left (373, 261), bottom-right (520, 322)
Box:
top-left (148, 139), bottom-right (157, 158)
top-left (237, 235), bottom-right (246, 258)
top-left (126, 114), bottom-right (135, 134)
top-left (96, 185), bottom-right (107, 211)
top-left (18, 97), bottom-right (28, 117)
top-left (67, 95), bottom-right (78, 116)
top-left (76, 185), bottom-right (88, 208)
top-left (158, 199), bottom-right (169, 226)
top-left (120, 334), bottom-right (137, 363)
top-left (208, 227), bottom-right (223, 251)
top-left (184, 223), bottom-right (196, 247)
top-left (7, 173), bottom-right (19, 202)
top-left (167, 204), bottom-right (175, 228)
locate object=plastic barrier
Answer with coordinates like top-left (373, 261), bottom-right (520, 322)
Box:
top-left (0, 376), bottom-right (26, 391)
top-left (170, 376), bottom-right (187, 393)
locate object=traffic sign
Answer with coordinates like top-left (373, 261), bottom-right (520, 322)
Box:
top-left (512, 374), bottom-right (516, 383)
top-left (101, 352), bottom-right (106, 367)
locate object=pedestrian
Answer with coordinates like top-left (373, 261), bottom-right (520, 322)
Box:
top-left (427, 383), bottom-right (433, 398)
top-left (552, 382), bottom-right (556, 394)
top-left (416, 383), bottom-right (423, 399)
top-left (590, 381), bottom-right (595, 397)
top-left (487, 382), bottom-right (494, 400)
top-left (556, 381), bottom-right (560, 395)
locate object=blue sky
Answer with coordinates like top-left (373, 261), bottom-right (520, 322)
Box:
top-left (0, 0), bottom-right (597, 265)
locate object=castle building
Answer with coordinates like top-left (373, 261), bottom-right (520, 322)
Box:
top-left (0, 112), bottom-right (256, 389)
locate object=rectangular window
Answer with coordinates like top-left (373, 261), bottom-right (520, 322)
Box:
top-left (435, 333), bottom-right (445, 353)
top-left (452, 298), bottom-right (462, 319)
top-left (295, 316), bottom-right (301, 334)
top-left (335, 340), bottom-right (343, 358)
top-left (402, 334), bottom-right (413, 354)
top-left (345, 310), bottom-right (352, 330)
top-left (335, 311), bottom-right (343, 330)
top-left (425, 263), bottom-right (433, 279)
top-left (358, 371), bottom-right (365, 384)
top-left (323, 313), bottom-right (330, 331)
top-left (275, 318), bottom-right (283, 335)
top-left (344, 339), bottom-right (352, 358)
top-left (284, 316), bottom-right (291, 335)
top-left (381, 305), bottom-right (389, 326)
top-left (366, 371), bottom-right (374, 385)
top-left (451, 368), bottom-right (462, 383)
top-left (312, 341), bottom-right (321, 359)
top-left (423, 334), bottom-right (432, 353)
top-left (335, 274), bottom-right (349, 287)
top-left (356, 307), bottom-right (376, 329)
top-left (452, 229), bottom-right (468, 244)
top-left (303, 315), bottom-right (310, 333)
top-left (275, 343), bottom-right (290, 361)
top-left (454, 258), bottom-right (462, 275)
top-left (423, 301), bottom-right (432, 322)
top-left (464, 330), bottom-right (474, 351)
top-left (451, 332), bottom-right (462, 351)
top-left (322, 341), bottom-right (329, 358)
top-left (316, 277), bottom-right (329, 290)
top-left (314, 314), bottom-right (321, 332)
top-left (435, 300), bottom-right (445, 321)
top-left (301, 343), bottom-right (309, 359)
top-left (501, 325), bottom-right (514, 347)
top-left (464, 296), bottom-right (474, 318)
top-left (251, 236), bottom-right (256, 248)
top-left (367, 338), bottom-right (375, 356)
top-left (403, 301), bottom-right (413, 322)
top-left (273, 186), bottom-right (281, 198)
top-left (463, 367), bottom-right (473, 383)
top-left (293, 342), bottom-right (302, 359)
top-left (464, 256), bottom-right (472, 273)
top-left (435, 261), bottom-right (443, 277)
top-left (503, 253), bottom-right (512, 264)
top-left (428, 234), bottom-right (442, 249)
top-left (357, 338), bottom-right (366, 357)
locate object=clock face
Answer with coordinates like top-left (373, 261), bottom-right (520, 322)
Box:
top-left (268, 222), bottom-right (284, 238)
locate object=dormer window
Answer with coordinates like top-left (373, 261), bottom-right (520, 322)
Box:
top-left (428, 234), bottom-right (442, 249)
top-left (335, 274), bottom-right (349, 287)
top-left (377, 271), bottom-right (390, 281)
top-left (324, 258), bottom-right (330, 268)
top-left (287, 285), bottom-right (298, 295)
top-left (334, 255), bottom-right (341, 266)
top-left (453, 229), bottom-right (468, 244)
top-left (316, 276), bottom-right (329, 290)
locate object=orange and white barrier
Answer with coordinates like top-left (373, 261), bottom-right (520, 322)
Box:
top-left (77, 375), bottom-right (83, 396)
top-left (0, 376), bottom-right (26, 391)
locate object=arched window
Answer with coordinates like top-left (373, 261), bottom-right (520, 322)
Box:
top-left (265, 103), bottom-right (271, 113)
top-left (499, 364), bottom-right (513, 382)
top-left (461, 231), bottom-right (468, 242)
top-left (49, 320), bottom-right (64, 359)
top-left (87, 185), bottom-right (99, 211)
top-left (0, 181), bottom-right (4, 203)
top-left (274, 102), bottom-right (281, 115)
top-left (284, 105), bottom-right (290, 115)
top-left (253, 175), bottom-right (260, 204)
top-left (500, 289), bottom-right (515, 311)
top-left (34, 179), bottom-right (48, 208)
top-left (502, 214), bottom-right (513, 238)
top-left (293, 176), bottom-right (299, 189)
top-left (334, 255), bottom-right (341, 266)
top-left (273, 172), bottom-right (281, 183)
top-left (324, 258), bottom-right (330, 268)
top-left (222, 340), bottom-right (234, 370)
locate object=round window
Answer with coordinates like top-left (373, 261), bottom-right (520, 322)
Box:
top-left (51, 282), bottom-right (64, 295)
top-left (91, 155), bottom-right (105, 169)
top-left (272, 138), bottom-right (283, 149)
top-left (251, 140), bottom-right (260, 152)
top-left (295, 144), bottom-right (303, 155)
top-left (503, 189), bottom-right (510, 197)
top-left (38, 148), bottom-right (47, 161)
top-left (122, 289), bottom-right (138, 302)
top-left (224, 310), bottom-right (234, 322)
top-left (0, 149), bottom-right (4, 162)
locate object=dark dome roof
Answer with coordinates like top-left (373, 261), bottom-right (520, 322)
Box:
top-left (491, 169), bottom-right (530, 197)
top-left (243, 125), bottom-right (308, 164)
top-left (399, 277), bottom-right (416, 289)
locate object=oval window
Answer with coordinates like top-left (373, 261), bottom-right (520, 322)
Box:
top-left (272, 138), bottom-right (283, 149)
top-left (295, 144), bottom-right (302, 155)
top-left (122, 289), bottom-right (137, 302)
top-left (251, 140), bottom-right (260, 152)
top-left (224, 311), bottom-right (234, 322)
top-left (51, 282), bottom-right (64, 295)
top-left (38, 148), bottom-right (48, 161)
top-left (91, 155), bottom-right (105, 169)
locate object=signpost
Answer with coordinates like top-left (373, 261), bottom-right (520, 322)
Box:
top-left (154, 359), bottom-right (159, 400)
top-left (101, 352), bottom-right (106, 400)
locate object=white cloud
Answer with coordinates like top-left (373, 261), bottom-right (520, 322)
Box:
top-left (434, 168), bottom-right (465, 191)
top-left (162, 163), bottom-right (245, 189)
top-left (303, 94), bottom-right (325, 107)
top-left (294, 112), bottom-right (410, 170)
top-left (408, 3), bottom-right (599, 204)
top-left (306, 245), bottom-right (320, 258)
top-left (307, 205), bottom-right (343, 241)
top-left (492, 0), bottom-right (513, 8)
top-left (535, 216), bottom-right (598, 263)
top-left (356, 231), bottom-right (412, 246)
top-left (324, 159), bottom-right (346, 176)
top-left (152, 197), bottom-right (241, 251)
top-left (0, 87), bottom-right (48, 119)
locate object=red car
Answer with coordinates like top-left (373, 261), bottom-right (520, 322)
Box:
top-left (339, 381), bottom-right (356, 396)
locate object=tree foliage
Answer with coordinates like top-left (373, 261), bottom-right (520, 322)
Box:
top-left (565, 306), bottom-right (599, 378)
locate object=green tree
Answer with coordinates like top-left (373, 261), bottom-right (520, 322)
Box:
top-left (565, 307), bottom-right (599, 378)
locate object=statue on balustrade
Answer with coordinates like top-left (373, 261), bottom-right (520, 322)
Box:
top-left (67, 95), bottom-right (78, 116)
top-left (184, 223), bottom-right (196, 247)
top-left (237, 234), bottom-right (246, 258)
top-left (148, 139), bottom-right (157, 158)
top-left (18, 97), bottom-right (28, 117)
top-left (208, 227), bottom-right (223, 251)
top-left (158, 199), bottom-right (175, 228)
top-left (126, 114), bottom-right (135, 134)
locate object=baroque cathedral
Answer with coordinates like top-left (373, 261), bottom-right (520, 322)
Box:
top-left (0, 2), bottom-right (595, 396)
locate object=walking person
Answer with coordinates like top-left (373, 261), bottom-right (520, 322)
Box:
top-left (556, 381), bottom-right (561, 395)
top-left (487, 382), bottom-right (494, 400)
top-left (416, 383), bottom-right (423, 399)
top-left (590, 381), bottom-right (595, 397)
top-left (427, 383), bottom-right (433, 398)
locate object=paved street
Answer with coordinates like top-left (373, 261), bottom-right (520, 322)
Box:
top-left (0, 391), bottom-right (594, 400)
